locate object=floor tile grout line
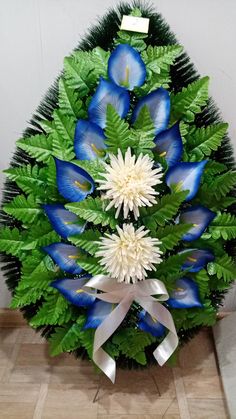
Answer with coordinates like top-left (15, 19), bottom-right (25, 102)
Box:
top-left (1, 329), bottom-right (22, 383)
top-left (33, 383), bottom-right (49, 419)
top-left (173, 367), bottom-right (191, 419)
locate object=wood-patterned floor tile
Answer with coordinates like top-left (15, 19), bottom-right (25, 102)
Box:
top-left (187, 398), bottom-right (228, 419)
top-left (178, 329), bottom-right (217, 369)
top-left (9, 365), bottom-right (52, 383)
top-left (0, 402), bottom-right (36, 419)
top-left (14, 343), bottom-right (79, 367)
top-left (42, 383), bottom-right (98, 419)
top-left (97, 415), bottom-right (180, 419)
top-left (0, 327), bottom-right (20, 344)
top-left (49, 364), bottom-right (99, 386)
top-left (181, 367), bottom-right (225, 399)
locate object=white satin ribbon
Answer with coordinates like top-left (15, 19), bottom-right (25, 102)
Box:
top-left (83, 275), bottom-right (178, 383)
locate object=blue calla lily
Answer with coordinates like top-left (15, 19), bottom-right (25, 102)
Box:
top-left (108, 44), bottom-right (146, 90)
top-left (166, 160), bottom-right (207, 201)
top-left (43, 204), bottom-right (86, 239)
top-left (88, 77), bottom-right (130, 128)
top-left (167, 277), bottom-right (202, 309)
top-left (177, 205), bottom-right (216, 241)
top-left (55, 158), bottom-right (95, 202)
top-left (50, 276), bottom-right (96, 308)
top-left (153, 123), bottom-right (183, 167)
top-left (132, 87), bottom-right (170, 135)
top-left (74, 120), bottom-right (106, 160)
top-left (83, 300), bottom-right (116, 329)
top-left (179, 248), bottom-right (214, 272)
top-left (43, 243), bottom-right (83, 275)
top-left (137, 310), bottom-right (165, 337)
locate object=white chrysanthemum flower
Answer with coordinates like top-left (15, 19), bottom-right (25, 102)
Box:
top-left (97, 148), bottom-right (163, 219)
top-left (96, 224), bottom-right (163, 284)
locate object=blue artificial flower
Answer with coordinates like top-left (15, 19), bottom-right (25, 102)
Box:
top-left (83, 300), bottom-right (116, 329)
top-left (50, 275), bottom-right (96, 308)
top-left (43, 204), bottom-right (86, 239)
top-left (43, 243), bottom-right (83, 275)
top-left (167, 277), bottom-right (202, 308)
top-left (88, 77), bottom-right (130, 128)
top-left (74, 120), bottom-right (106, 160)
top-left (137, 310), bottom-right (165, 337)
top-left (166, 160), bottom-right (207, 201)
top-left (153, 123), bottom-right (183, 167)
top-left (108, 44), bottom-right (146, 90)
top-left (179, 248), bottom-right (214, 272)
top-left (132, 87), bottom-right (170, 135)
top-left (55, 158), bottom-right (95, 202)
top-left (177, 205), bottom-right (216, 241)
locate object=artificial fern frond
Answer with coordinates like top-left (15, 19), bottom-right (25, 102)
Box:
top-left (141, 44), bottom-right (183, 74)
top-left (50, 110), bottom-right (75, 161)
top-left (131, 105), bottom-right (155, 155)
top-left (170, 76), bottom-right (209, 123)
top-left (115, 30), bottom-right (147, 52)
top-left (89, 47), bottom-right (110, 78)
top-left (0, 227), bottom-right (25, 257)
top-left (105, 104), bottom-right (130, 153)
top-left (206, 171), bottom-right (236, 200)
top-left (156, 223), bottom-right (193, 252)
top-left (209, 212), bottom-right (236, 240)
top-left (155, 250), bottom-right (192, 277)
top-left (69, 229), bottom-right (101, 255)
top-left (30, 292), bottom-right (69, 327)
top-left (186, 123), bottom-right (228, 160)
top-left (141, 190), bottom-right (188, 229)
top-left (49, 322), bottom-right (83, 356)
top-left (208, 253), bottom-right (236, 282)
top-left (21, 222), bottom-right (60, 251)
top-left (58, 78), bottom-right (86, 119)
top-left (17, 134), bottom-right (53, 163)
top-left (64, 51), bottom-right (95, 96)
top-left (78, 254), bottom-right (106, 276)
top-left (73, 159), bottom-right (105, 182)
top-left (3, 194), bottom-right (42, 224)
top-left (66, 197), bottom-right (117, 229)
top-left (4, 164), bottom-right (46, 196)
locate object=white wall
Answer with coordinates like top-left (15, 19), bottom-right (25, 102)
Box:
top-left (0, 0), bottom-right (236, 307)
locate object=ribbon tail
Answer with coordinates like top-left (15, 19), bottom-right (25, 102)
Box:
top-left (136, 297), bottom-right (178, 366)
top-left (93, 294), bottom-right (133, 383)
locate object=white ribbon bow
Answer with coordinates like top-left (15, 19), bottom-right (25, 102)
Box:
top-left (83, 275), bottom-right (178, 383)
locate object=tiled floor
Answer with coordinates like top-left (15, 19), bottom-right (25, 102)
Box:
top-left (0, 324), bottom-right (228, 419)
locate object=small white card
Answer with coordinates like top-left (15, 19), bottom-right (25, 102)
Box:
top-left (120, 15), bottom-right (150, 34)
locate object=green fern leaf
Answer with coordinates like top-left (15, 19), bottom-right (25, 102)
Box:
top-left (142, 45), bottom-right (183, 74)
top-left (115, 30), bottom-right (147, 52)
top-left (69, 229), bottom-right (101, 255)
top-left (156, 224), bottom-right (193, 252)
top-left (208, 253), bottom-right (236, 282)
top-left (21, 222), bottom-right (60, 250)
top-left (0, 227), bottom-right (25, 257)
top-left (89, 47), bottom-right (110, 79)
top-left (203, 161), bottom-right (227, 177)
top-left (51, 110), bottom-right (75, 161)
top-left (209, 212), bottom-right (236, 240)
top-left (78, 254), bottom-right (106, 276)
top-left (105, 104), bottom-right (130, 153)
top-left (3, 194), bottom-right (42, 224)
top-left (186, 123), bottom-right (228, 160)
top-left (10, 288), bottom-right (46, 308)
top-left (112, 328), bottom-right (155, 365)
top-left (49, 318), bottom-right (85, 356)
top-left (58, 78), bottom-right (86, 119)
top-left (30, 292), bottom-right (69, 327)
top-left (64, 51), bottom-right (95, 96)
top-left (17, 134), bottom-right (53, 163)
top-left (155, 251), bottom-right (192, 278)
top-left (66, 197), bottom-right (117, 229)
top-left (206, 171), bottom-right (236, 200)
top-left (131, 105), bottom-right (155, 155)
top-left (73, 159), bottom-right (105, 182)
top-left (141, 190), bottom-right (188, 229)
top-left (4, 164), bottom-right (47, 196)
top-left (171, 76), bottom-right (209, 123)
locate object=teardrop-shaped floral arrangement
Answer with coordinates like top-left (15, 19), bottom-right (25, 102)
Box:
top-left (1, 4), bottom-right (235, 381)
